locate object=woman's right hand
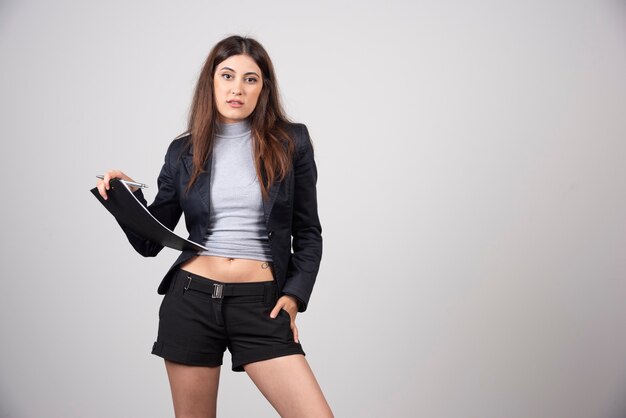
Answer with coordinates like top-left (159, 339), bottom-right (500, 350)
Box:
top-left (96, 169), bottom-right (137, 200)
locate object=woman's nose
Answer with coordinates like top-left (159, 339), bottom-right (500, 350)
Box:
top-left (231, 80), bottom-right (244, 95)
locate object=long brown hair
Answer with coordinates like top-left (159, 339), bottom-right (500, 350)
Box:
top-left (185, 35), bottom-right (295, 199)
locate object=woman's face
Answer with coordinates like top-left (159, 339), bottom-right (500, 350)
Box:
top-left (213, 54), bottom-right (263, 124)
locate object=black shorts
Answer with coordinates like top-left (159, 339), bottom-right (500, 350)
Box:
top-left (151, 269), bottom-right (305, 372)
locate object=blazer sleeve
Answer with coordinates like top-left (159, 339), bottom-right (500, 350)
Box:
top-left (281, 124), bottom-right (323, 312)
top-left (117, 139), bottom-right (184, 257)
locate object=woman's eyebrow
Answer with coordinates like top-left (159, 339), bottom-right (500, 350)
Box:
top-left (218, 66), bottom-right (259, 77)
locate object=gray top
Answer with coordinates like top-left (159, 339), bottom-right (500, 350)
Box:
top-left (197, 120), bottom-right (273, 261)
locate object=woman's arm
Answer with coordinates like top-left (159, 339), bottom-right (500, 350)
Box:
top-left (281, 124), bottom-right (323, 313)
top-left (96, 140), bottom-right (184, 257)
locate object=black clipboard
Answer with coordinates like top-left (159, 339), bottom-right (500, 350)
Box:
top-left (90, 178), bottom-right (207, 252)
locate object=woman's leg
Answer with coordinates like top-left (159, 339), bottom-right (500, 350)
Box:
top-left (244, 354), bottom-right (334, 418)
top-left (165, 360), bottom-right (221, 418)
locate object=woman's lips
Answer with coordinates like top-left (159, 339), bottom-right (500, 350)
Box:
top-left (227, 100), bottom-right (243, 108)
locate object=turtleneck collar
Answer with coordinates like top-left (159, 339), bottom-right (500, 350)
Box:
top-left (216, 119), bottom-right (251, 137)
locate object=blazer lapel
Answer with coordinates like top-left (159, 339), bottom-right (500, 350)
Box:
top-left (261, 167), bottom-right (280, 225)
top-left (182, 152), bottom-right (212, 211)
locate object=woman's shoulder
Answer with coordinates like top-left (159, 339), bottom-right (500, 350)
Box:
top-left (159, 132), bottom-right (192, 166)
top-left (167, 131), bottom-right (192, 153)
top-left (282, 122), bottom-right (311, 151)
top-left (283, 122), bottom-right (308, 137)
top-left (282, 122), bottom-right (313, 157)
top-left (173, 131), bottom-right (192, 141)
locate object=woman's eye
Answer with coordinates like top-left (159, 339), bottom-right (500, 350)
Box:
top-left (222, 73), bottom-right (232, 80)
top-left (245, 78), bottom-right (258, 84)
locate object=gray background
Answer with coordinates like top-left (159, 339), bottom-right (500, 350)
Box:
top-left (1, 0), bottom-right (625, 417)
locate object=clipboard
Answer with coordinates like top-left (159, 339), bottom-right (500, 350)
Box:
top-left (90, 178), bottom-right (207, 252)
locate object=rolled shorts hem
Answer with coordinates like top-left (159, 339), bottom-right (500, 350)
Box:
top-left (232, 343), bottom-right (306, 372)
top-left (151, 341), bottom-right (223, 367)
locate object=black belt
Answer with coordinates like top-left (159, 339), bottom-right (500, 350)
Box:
top-left (181, 271), bottom-right (275, 299)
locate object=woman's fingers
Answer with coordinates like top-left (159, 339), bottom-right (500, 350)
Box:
top-left (104, 169), bottom-right (125, 189)
top-left (96, 179), bottom-right (108, 199)
top-left (270, 305), bottom-right (279, 318)
top-left (96, 169), bottom-right (131, 200)
top-left (270, 295), bottom-right (300, 343)
top-left (270, 295), bottom-right (298, 318)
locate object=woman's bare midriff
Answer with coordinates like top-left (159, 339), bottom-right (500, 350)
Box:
top-left (180, 255), bottom-right (274, 283)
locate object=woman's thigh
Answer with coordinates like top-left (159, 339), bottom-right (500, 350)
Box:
top-left (244, 354), bottom-right (334, 418)
top-left (165, 360), bottom-right (221, 418)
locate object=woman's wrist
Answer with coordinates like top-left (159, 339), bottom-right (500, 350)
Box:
top-left (282, 293), bottom-right (303, 311)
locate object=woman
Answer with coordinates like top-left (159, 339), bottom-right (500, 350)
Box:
top-left (96, 35), bottom-right (333, 418)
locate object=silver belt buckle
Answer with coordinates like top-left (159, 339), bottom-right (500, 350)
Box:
top-left (212, 283), bottom-right (224, 299)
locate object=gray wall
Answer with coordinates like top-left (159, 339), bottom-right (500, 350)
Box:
top-left (1, 0), bottom-right (625, 417)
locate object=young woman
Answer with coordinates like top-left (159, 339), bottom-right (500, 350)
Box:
top-left (96, 35), bottom-right (333, 418)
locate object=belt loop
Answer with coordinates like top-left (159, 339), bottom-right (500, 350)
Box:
top-left (183, 275), bottom-right (192, 293)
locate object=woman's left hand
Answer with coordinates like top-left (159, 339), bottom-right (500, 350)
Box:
top-left (270, 295), bottom-right (299, 343)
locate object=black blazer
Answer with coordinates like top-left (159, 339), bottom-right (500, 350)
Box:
top-left (121, 123), bottom-right (322, 312)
